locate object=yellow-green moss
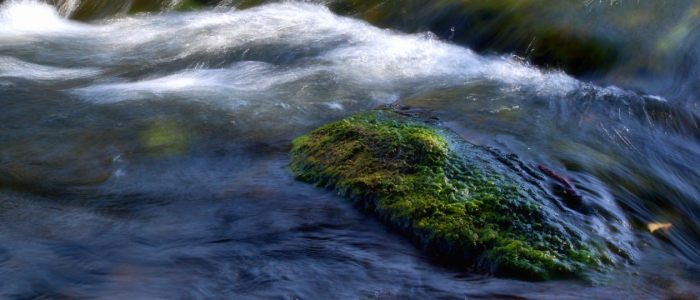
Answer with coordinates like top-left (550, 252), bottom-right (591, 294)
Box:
top-left (290, 110), bottom-right (609, 280)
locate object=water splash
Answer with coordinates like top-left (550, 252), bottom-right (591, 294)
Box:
top-left (0, 0), bottom-right (87, 32)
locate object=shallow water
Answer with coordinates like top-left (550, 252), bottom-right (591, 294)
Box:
top-left (1, 0), bottom-right (699, 299)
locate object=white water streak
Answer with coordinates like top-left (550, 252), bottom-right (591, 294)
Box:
top-left (0, 1), bottom-right (585, 108)
top-left (0, 56), bottom-right (102, 80)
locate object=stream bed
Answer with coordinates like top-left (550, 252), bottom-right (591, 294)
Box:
top-left (1, 0), bottom-right (700, 298)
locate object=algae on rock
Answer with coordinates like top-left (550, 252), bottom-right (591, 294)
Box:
top-left (290, 110), bottom-right (622, 280)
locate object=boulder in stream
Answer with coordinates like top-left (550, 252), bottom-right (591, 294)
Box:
top-left (290, 109), bottom-right (618, 280)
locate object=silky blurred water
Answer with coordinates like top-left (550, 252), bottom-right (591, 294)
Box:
top-left (0, 0), bottom-right (699, 299)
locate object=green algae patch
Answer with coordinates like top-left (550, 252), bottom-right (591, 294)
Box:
top-left (290, 110), bottom-right (612, 280)
top-left (139, 118), bottom-right (190, 157)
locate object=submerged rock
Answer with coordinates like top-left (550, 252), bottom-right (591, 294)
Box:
top-left (290, 109), bottom-right (618, 280)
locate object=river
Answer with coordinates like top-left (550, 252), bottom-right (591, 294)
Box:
top-left (0, 0), bottom-right (699, 298)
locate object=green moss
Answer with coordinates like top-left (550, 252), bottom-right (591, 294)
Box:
top-left (290, 110), bottom-right (609, 280)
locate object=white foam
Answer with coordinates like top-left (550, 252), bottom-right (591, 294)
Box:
top-left (0, 1), bottom-right (589, 110)
top-left (0, 0), bottom-right (89, 34)
top-left (72, 61), bottom-right (327, 104)
top-left (325, 103), bottom-right (344, 110)
top-left (0, 56), bottom-right (101, 80)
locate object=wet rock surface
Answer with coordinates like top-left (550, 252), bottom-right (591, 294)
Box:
top-left (289, 109), bottom-right (630, 280)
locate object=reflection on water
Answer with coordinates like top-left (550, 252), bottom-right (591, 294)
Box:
top-left (0, 0), bottom-right (699, 298)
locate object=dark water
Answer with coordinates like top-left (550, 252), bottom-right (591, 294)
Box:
top-left (1, 0), bottom-right (699, 298)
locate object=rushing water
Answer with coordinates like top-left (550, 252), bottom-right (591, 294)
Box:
top-left (1, 0), bottom-right (699, 298)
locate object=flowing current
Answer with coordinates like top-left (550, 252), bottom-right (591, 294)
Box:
top-left (0, 0), bottom-right (699, 298)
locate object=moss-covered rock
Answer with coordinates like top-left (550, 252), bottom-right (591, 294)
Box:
top-left (290, 109), bottom-right (613, 280)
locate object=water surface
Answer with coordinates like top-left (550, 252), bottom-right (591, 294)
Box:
top-left (1, 1), bottom-right (700, 298)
